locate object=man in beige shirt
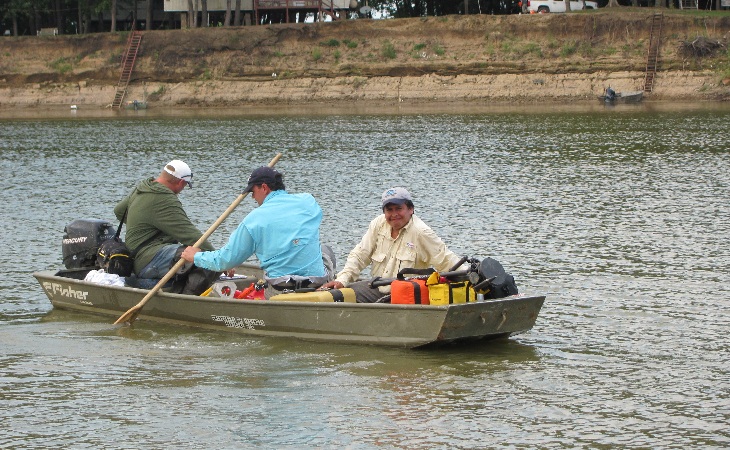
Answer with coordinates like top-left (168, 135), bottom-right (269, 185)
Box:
top-left (320, 187), bottom-right (462, 303)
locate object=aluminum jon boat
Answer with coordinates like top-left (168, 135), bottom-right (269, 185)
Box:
top-left (598, 90), bottom-right (644, 104)
top-left (33, 265), bottom-right (544, 349)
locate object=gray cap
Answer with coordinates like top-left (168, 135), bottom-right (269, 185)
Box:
top-left (381, 187), bottom-right (412, 207)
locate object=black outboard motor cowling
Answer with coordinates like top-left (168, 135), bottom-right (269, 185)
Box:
top-left (477, 257), bottom-right (519, 299)
top-left (62, 219), bottom-right (117, 269)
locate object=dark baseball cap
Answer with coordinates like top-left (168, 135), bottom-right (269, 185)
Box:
top-left (245, 166), bottom-right (282, 192)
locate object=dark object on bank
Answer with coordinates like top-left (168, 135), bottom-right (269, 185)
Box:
top-left (680, 37), bottom-right (726, 58)
top-left (599, 88), bottom-right (643, 104)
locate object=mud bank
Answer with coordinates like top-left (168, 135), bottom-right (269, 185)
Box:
top-left (1, 11), bottom-right (728, 109)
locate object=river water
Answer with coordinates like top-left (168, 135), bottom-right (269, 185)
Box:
top-left (1, 102), bottom-right (728, 448)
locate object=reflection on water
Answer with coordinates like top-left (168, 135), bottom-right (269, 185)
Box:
top-left (1, 105), bottom-right (729, 448)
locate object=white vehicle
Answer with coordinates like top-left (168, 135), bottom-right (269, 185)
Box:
top-left (527, 0), bottom-right (599, 13)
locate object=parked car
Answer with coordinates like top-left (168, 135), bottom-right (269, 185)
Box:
top-left (527, 0), bottom-right (599, 12)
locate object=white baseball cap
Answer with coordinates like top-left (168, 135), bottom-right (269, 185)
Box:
top-left (164, 160), bottom-right (194, 188)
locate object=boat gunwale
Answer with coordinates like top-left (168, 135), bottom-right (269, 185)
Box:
top-left (34, 269), bottom-right (544, 310)
top-left (33, 269), bottom-right (545, 348)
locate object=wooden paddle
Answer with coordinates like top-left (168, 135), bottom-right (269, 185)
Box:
top-left (113, 153), bottom-right (282, 326)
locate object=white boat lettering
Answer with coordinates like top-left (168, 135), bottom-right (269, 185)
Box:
top-left (43, 281), bottom-right (88, 301)
top-left (62, 236), bottom-right (87, 244)
top-left (211, 315), bottom-right (265, 329)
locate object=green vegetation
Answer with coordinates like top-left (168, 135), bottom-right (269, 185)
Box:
top-left (108, 51), bottom-right (122, 64)
top-left (560, 41), bottom-right (578, 57)
top-left (500, 41), bottom-right (516, 55)
top-left (49, 57), bottom-right (73, 74)
top-left (545, 38), bottom-right (560, 51)
top-left (312, 47), bottom-right (322, 61)
top-left (343, 39), bottom-right (358, 49)
top-left (411, 43), bottom-right (427, 59)
top-left (382, 41), bottom-right (397, 59)
top-left (200, 68), bottom-right (212, 80)
top-left (520, 42), bottom-right (542, 57)
top-left (577, 41), bottom-right (594, 58)
top-left (433, 44), bottom-right (445, 56)
top-left (334, 50), bottom-right (341, 62)
top-left (719, 48), bottom-right (730, 79)
top-left (146, 85), bottom-right (166, 101)
top-left (321, 39), bottom-right (340, 47)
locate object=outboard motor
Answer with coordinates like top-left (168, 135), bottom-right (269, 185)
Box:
top-left (62, 219), bottom-right (116, 269)
top-left (475, 257), bottom-right (519, 299)
top-left (605, 87), bottom-right (616, 102)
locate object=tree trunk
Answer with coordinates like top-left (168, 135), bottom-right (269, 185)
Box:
top-left (79, 0), bottom-right (91, 34)
top-left (193, 0), bottom-right (199, 27)
top-left (111, 0), bottom-right (117, 32)
top-left (55, 0), bottom-right (63, 33)
top-left (12, 12), bottom-right (18, 36)
top-left (78, 0), bottom-right (83, 33)
top-left (234, 0), bottom-right (242, 26)
top-left (133, 0), bottom-right (138, 28)
top-left (187, 0), bottom-right (194, 28)
top-left (202, 0), bottom-right (208, 27)
top-left (607, 0), bottom-right (621, 7)
top-left (147, 0), bottom-right (153, 30)
top-left (564, 0), bottom-right (572, 11)
top-left (225, 0), bottom-right (232, 26)
top-left (32, 4), bottom-right (39, 35)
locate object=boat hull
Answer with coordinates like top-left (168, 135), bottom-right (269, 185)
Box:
top-left (599, 90), bottom-right (644, 104)
top-left (34, 269), bottom-right (544, 348)
top-left (123, 100), bottom-right (147, 110)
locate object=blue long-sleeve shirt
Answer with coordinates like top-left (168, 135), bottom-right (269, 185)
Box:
top-left (194, 190), bottom-right (325, 278)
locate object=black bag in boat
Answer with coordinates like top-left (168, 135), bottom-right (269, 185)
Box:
top-left (478, 257), bottom-right (519, 299)
top-left (62, 219), bottom-right (116, 269)
top-left (166, 245), bottom-right (222, 296)
top-left (97, 238), bottom-right (134, 277)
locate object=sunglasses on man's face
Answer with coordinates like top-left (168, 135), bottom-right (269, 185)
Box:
top-left (181, 174), bottom-right (194, 189)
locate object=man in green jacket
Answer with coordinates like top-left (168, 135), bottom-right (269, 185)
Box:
top-left (114, 159), bottom-right (217, 294)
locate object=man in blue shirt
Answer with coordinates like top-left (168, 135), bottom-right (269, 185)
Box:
top-left (180, 166), bottom-right (333, 294)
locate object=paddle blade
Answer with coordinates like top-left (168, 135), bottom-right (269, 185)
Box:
top-left (114, 306), bottom-right (141, 325)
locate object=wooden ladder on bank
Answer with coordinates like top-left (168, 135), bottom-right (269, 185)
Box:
top-left (112, 30), bottom-right (143, 109)
top-left (643, 12), bottom-right (663, 93)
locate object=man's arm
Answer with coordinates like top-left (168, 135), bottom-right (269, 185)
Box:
top-left (416, 224), bottom-right (462, 273)
top-left (191, 221), bottom-right (256, 272)
top-left (152, 200), bottom-right (215, 251)
top-left (114, 196), bottom-right (129, 222)
top-left (334, 218), bottom-right (380, 286)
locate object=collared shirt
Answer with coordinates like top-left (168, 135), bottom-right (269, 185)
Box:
top-left (194, 190), bottom-right (325, 278)
top-left (335, 213), bottom-right (461, 287)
